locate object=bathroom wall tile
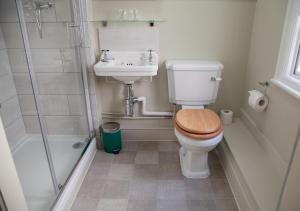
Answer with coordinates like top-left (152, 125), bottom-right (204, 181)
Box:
top-left (31, 49), bottom-right (63, 72)
top-left (1, 23), bottom-right (23, 49)
top-left (0, 74), bottom-right (17, 103)
top-left (61, 49), bottom-right (79, 72)
top-left (40, 95), bottom-right (69, 115)
top-left (22, 0), bottom-right (56, 23)
top-left (0, 0), bottom-right (18, 22)
top-left (4, 118), bottom-right (27, 149)
top-left (26, 22), bottom-right (75, 48)
top-left (18, 95), bottom-right (37, 115)
top-left (0, 96), bottom-right (22, 127)
top-left (36, 73), bottom-right (83, 94)
top-left (0, 50), bottom-right (10, 77)
top-left (23, 115), bottom-right (41, 134)
top-left (7, 49), bottom-right (28, 73)
top-left (45, 116), bottom-right (87, 135)
top-left (13, 73), bottom-right (33, 95)
top-left (67, 95), bottom-right (84, 115)
top-left (55, 0), bottom-right (72, 22)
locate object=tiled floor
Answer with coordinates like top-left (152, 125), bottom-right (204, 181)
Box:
top-left (71, 141), bottom-right (238, 211)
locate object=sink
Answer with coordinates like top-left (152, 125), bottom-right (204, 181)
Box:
top-left (94, 51), bottom-right (158, 84)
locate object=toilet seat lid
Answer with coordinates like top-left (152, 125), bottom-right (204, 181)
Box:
top-left (175, 109), bottom-right (221, 134)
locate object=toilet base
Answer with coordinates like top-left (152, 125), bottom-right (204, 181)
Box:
top-left (179, 147), bottom-right (210, 179)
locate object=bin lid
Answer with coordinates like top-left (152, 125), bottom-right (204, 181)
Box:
top-left (102, 122), bottom-right (120, 133)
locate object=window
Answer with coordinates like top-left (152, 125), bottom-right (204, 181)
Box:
top-left (272, 0), bottom-right (300, 99)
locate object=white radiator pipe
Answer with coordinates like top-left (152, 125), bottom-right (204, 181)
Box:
top-left (136, 96), bottom-right (173, 117)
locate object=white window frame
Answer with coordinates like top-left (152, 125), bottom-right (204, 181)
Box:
top-left (272, 0), bottom-right (300, 100)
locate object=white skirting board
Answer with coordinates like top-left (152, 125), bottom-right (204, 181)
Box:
top-left (52, 138), bottom-right (97, 211)
top-left (216, 142), bottom-right (260, 211)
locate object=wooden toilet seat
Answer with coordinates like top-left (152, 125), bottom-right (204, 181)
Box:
top-left (175, 109), bottom-right (223, 140)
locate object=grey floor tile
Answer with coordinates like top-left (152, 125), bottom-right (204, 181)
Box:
top-left (76, 178), bottom-right (105, 199)
top-left (157, 180), bottom-right (186, 200)
top-left (210, 164), bottom-right (226, 179)
top-left (127, 200), bottom-right (157, 211)
top-left (159, 163), bottom-right (184, 180)
top-left (114, 151), bottom-right (137, 164)
top-left (186, 200), bottom-right (217, 211)
top-left (135, 151), bottom-right (159, 164)
top-left (96, 199), bottom-right (128, 211)
top-left (210, 179), bottom-right (234, 199)
top-left (108, 164), bottom-right (134, 181)
top-left (123, 142), bottom-right (140, 151)
top-left (137, 141), bottom-right (158, 151)
top-left (129, 179), bottom-right (158, 200)
top-left (208, 150), bottom-right (221, 166)
top-left (133, 164), bottom-right (159, 180)
top-left (215, 199), bottom-right (239, 211)
top-left (102, 180), bottom-right (129, 199)
top-left (184, 178), bottom-right (214, 200)
top-left (86, 163), bottom-right (111, 179)
top-left (93, 151), bottom-right (115, 164)
top-left (159, 152), bottom-right (180, 165)
top-left (158, 141), bottom-right (180, 152)
top-left (157, 200), bottom-right (187, 211)
top-left (71, 198), bottom-right (99, 211)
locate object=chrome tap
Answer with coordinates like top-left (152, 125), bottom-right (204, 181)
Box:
top-left (148, 49), bottom-right (154, 64)
top-left (100, 50), bottom-right (114, 62)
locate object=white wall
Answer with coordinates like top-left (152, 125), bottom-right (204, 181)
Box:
top-left (0, 116), bottom-right (28, 211)
top-left (89, 0), bottom-right (256, 127)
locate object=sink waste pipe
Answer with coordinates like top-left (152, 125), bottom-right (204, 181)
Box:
top-left (135, 97), bottom-right (173, 117)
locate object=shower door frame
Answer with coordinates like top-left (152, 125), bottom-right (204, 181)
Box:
top-left (14, 0), bottom-right (94, 198)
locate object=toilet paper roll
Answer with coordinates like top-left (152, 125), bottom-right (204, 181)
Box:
top-left (220, 109), bottom-right (234, 125)
top-left (248, 90), bottom-right (269, 112)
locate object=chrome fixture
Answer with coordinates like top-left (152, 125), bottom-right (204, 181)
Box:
top-left (34, 1), bottom-right (53, 39)
top-left (100, 50), bottom-right (115, 62)
top-left (148, 49), bottom-right (154, 64)
top-left (125, 84), bottom-right (137, 116)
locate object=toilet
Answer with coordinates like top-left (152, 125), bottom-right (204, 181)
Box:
top-left (166, 60), bottom-right (224, 178)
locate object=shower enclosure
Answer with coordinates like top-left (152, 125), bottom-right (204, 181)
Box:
top-left (0, 0), bottom-right (93, 210)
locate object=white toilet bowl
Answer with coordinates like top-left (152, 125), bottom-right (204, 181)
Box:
top-left (175, 128), bottom-right (223, 178)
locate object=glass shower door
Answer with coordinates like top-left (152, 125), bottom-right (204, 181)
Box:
top-left (20, 0), bottom-right (91, 188)
top-left (0, 0), bottom-right (57, 210)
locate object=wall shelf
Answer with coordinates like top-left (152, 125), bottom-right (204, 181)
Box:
top-left (92, 19), bottom-right (166, 27)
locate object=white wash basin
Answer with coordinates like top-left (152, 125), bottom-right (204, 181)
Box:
top-left (94, 51), bottom-right (158, 84)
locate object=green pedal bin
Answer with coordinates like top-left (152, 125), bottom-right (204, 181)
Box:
top-left (101, 122), bottom-right (122, 154)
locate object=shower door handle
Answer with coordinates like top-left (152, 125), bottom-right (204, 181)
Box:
top-left (211, 77), bottom-right (222, 82)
